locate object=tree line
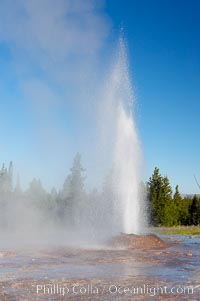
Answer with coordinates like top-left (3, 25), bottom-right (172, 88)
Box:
top-left (0, 154), bottom-right (118, 235)
top-left (147, 167), bottom-right (200, 226)
top-left (0, 158), bottom-right (200, 230)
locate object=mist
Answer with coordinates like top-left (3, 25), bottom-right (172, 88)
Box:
top-left (0, 0), bottom-right (111, 190)
top-left (0, 1), bottom-right (145, 247)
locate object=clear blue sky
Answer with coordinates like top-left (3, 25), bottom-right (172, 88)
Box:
top-left (106, 0), bottom-right (200, 194)
top-left (0, 0), bottom-right (199, 194)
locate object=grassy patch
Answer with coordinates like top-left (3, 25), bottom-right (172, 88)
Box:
top-left (150, 226), bottom-right (200, 235)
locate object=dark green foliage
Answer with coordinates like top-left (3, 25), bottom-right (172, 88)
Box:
top-left (147, 168), bottom-right (176, 226)
top-left (148, 168), bottom-right (200, 227)
top-left (147, 167), bottom-right (165, 226)
top-left (189, 195), bottom-right (200, 225)
top-left (178, 197), bottom-right (191, 225)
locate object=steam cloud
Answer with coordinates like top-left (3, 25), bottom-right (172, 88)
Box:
top-left (0, 0), bottom-right (111, 190)
top-left (0, 1), bottom-right (145, 247)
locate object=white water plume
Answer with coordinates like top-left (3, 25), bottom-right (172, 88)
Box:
top-left (101, 38), bottom-right (143, 235)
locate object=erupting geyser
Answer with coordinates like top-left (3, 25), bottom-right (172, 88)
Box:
top-left (103, 38), bottom-right (143, 235)
top-left (114, 103), bottom-right (141, 234)
top-left (0, 37), bottom-right (145, 246)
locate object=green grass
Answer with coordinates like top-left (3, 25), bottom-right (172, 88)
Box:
top-left (150, 226), bottom-right (200, 235)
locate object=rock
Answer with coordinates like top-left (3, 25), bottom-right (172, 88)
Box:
top-left (110, 233), bottom-right (171, 250)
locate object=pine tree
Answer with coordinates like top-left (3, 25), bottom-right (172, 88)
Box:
top-left (147, 168), bottom-right (176, 226)
top-left (147, 167), bottom-right (164, 226)
top-left (173, 185), bottom-right (182, 224)
top-left (0, 163), bottom-right (12, 200)
top-left (174, 185), bottom-right (182, 202)
top-left (15, 173), bottom-right (22, 196)
top-left (62, 153), bottom-right (86, 228)
top-left (189, 195), bottom-right (200, 225)
top-left (8, 161), bottom-right (13, 192)
top-left (179, 197), bottom-right (191, 225)
top-left (27, 178), bottom-right (46, 208)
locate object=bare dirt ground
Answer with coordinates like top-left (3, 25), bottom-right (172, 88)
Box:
top-left (0, 234), bottom-right (200, 300)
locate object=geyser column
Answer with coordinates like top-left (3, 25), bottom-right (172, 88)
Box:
top-left (113, 103), bottom-right (141, 234)
top-left (109, 38), bottom-right (142, 234)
